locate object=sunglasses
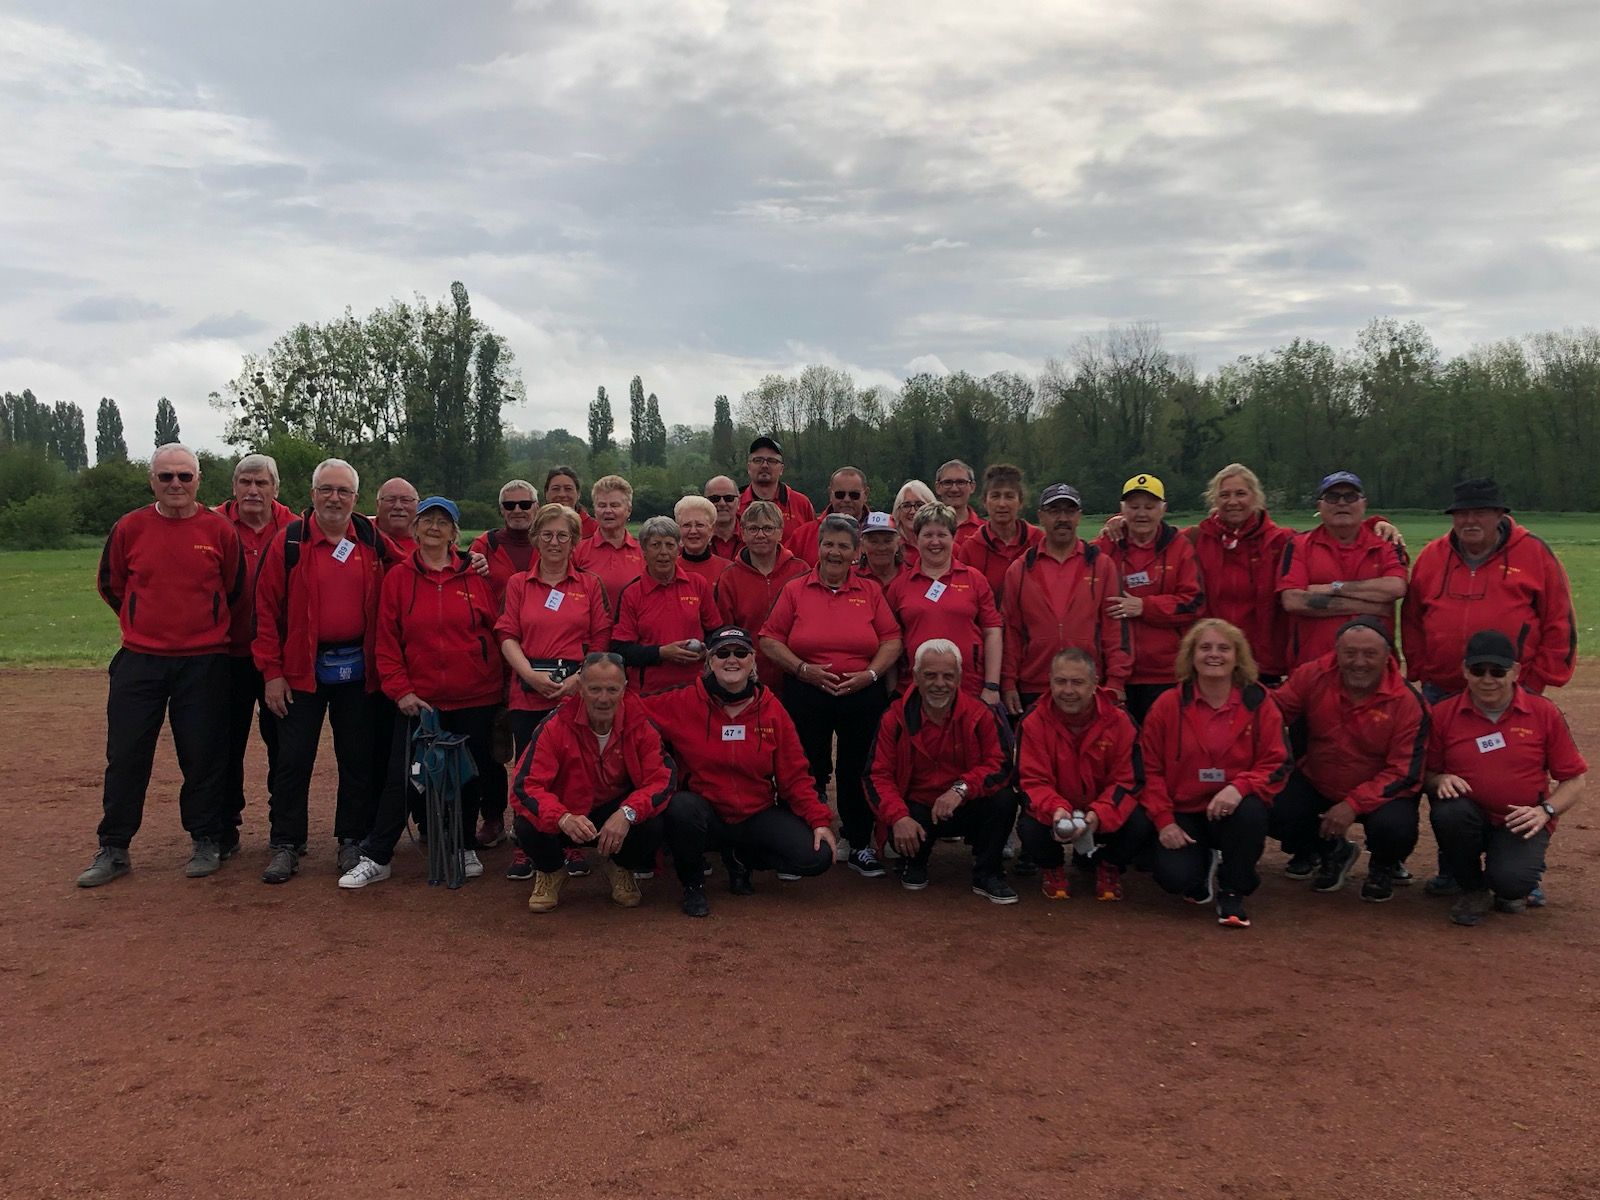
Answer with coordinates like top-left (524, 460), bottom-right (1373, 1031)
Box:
top-left (501, 499), bottom-right (535, 510)
top-left (712, 646), bottom-right (752, 660)
top-left (832, 490), bottom-right (862, 501)
top-left (1468, 664), bottom-right (1510, 678)
top-left (156, 471), bottom-right (195, 483)
top-left (708, 493), bottom-right (738, 503)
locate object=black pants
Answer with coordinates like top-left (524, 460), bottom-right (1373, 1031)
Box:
top-left (1270, 771), bottom-right (1420, 866)
top-left (508, 708), bottom-right (554, 764)
top-left (1017, 811), bottom-right (1137, 870)
top-left (781, 677), bottom-right (888, 847)
top-left (224, 654), bottom-right (279, 833)
top-left (1431, 798), bottom-right (1550, 898)
top-left (1119, 798), bottom-right (1270, 897)
top-left (1123, 683), bottom-right (1174, 725)
top-left (485, 705), bottom-right (513, 824)
top-left (900, 787), bottom-right (1019, 876)
top-left (360, 705), bottom-right (502, 866)
top-left (513, 797), bottom-right (662, 874)
top-left (665, 791), bottom-right (834, 886)
top-left (267, 680), bottom-right (380, 849)
top-left (98, 650), bottom-right (229, 849)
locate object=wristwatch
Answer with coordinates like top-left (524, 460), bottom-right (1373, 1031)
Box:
top-left (982, 682), bottom-right (1000, 693)
top-left (621, 805), bottom-right (638, 825)
top-left (952, 781), bottom-right (970, 800)
top-left (1329, 580), bottom-right (1345, 594)
top-left (1539, 801), bottom-right (1556, 819)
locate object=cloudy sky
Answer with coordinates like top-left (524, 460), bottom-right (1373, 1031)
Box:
top-left (3, 1), bottom-right (1596, 454)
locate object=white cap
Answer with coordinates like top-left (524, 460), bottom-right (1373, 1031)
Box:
top-left (862, 511), bottom-right (896, 534)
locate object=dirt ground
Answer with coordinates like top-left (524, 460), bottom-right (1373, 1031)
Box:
top-left (3, 667), bottom-right (1598, 1200)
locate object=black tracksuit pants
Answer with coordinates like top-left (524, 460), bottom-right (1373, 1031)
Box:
top-left (513, 797), bottom-right (663, 874)
top-left (899, 787), bottom-right (1020, 876)
top-left (224, 654), bottom-right (278, 834)
top-left (665, 791), bottom-right (834, 886)
top-left (1016, 810), bottom-right (1139, 870)
top-left (1117, 797), bottom-right (1271, 897)
top-left (780, 677), bottom-right (888, 848)
top-left (267, 680), bottom-right (380, 849)
top-left (360, 705), bottom-right (503, 866)
top-left (1269, 771), bottom-right (1420, 866)
top-left (1431, 797), bottom-right (1550, 899)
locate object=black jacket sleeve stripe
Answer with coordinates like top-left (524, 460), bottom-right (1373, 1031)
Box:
top-left (509, 712), bottom-right (558, 822)
top-left (1381, 689), bottom-right (1431, 800)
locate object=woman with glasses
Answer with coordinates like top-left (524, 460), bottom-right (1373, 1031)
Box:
top-left (643, 626), bottom-right (837, 918)
top-left (495, 503), bottom-right (613, 879)
top-left (713, 499), bottom-right (808, 696)
top-left (674, 495), bottom-right (730, 588)
top-left (760, 514), bottom-right (903, 877)
top-left (339, 497), bottom-right (503, 889)
top-left (891, 480), bottom-right (936, 571)
top-left (572, 474), bottom-right (643, 613)
top-left (611, 516), bottom-right (724, 695)
top-left (887, 503), bottom-right (1003, 705)
top-left (542, 466), bottom-right (597, 538)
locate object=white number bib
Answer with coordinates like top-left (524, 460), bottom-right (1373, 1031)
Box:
top-left (331, 538), bottom-right (356, 563)
top-left (1476, 732), bottom-right (1506, 753)
top-left (1124, 570), bottom-right (1151, 588)
top-left (1198, 768), bottom-right (1226, 783)
top-left (924, 580), bottom-right (947, 602)
top-left (544, 589), bottom-right (566, 611)
top-left (722, 725), bottom-right (747, 742)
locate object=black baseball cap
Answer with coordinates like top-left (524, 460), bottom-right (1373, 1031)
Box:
top-left (705, 626), bottom-right (755, 653)
top-left (1463, 630), bottom-right (1516, 668)
top-left (749, 436), bottom-right (783, 457)
top-left (1039, 483), bottom-right (1083, 509)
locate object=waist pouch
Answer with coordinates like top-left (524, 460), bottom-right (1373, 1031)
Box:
top-left (315, 644), bottom-right (366, 686)
top-left (520, 658), bottom-right (577, 691)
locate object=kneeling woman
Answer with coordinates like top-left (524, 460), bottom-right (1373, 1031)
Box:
top-left (641, 626), bottom-right (838, 918)
top-left (1125, 618), bottom-right (1290, 928)
top-left (341, 497), bottom-right (504, 888)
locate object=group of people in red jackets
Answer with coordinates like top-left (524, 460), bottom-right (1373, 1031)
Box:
top-left (79, 438), bottom-right (1586, 930)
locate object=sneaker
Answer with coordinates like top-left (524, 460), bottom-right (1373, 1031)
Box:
top-left (1361, 862), bottom-right (1396, 903)
top-left (1528, 885), bottom-right (1547, 908)
top-left (505, 849), bottom-right (534, 880)
top-left (336, 839), bottom-right (362, 875)
top-left (775, 871), bottom-right (800, 881)
top-left (218, 829), bottom-right (242, 860)
top-left (1039, 865), bottom-right (1070, 900)
top-left (1425, 873), bottom-right (1462, 897)
top-left (564, 848), bottom-right (590, 877)
top-left (971, 872), bottom-right (1019, 905)
top-left (1312, 839), bottom-right (1360, 893)
top-left (184, 838), bottom-right (222, 879)
top-left (527, 870), bottom-right (566, 913)
top-left (633, 869), bottom-right (657, 881)
top-left (847, 847), bottom-right (887, 878)
top-left (901, 860), bottom-right (930, 890)
top-left (474, 818), bottom-right (505, 848)
top-left (1215, 891), bottom-right (1251, 928)
top-left (1450, 888), bottom-right (1494, 926)
top-left (1011, 852), bottom-right (1038, 878)
top-left (681, 884), bottom-right (710, 918)
top-left (1494, 895), bottom-right (1528, 915)
top-left (1390, 863), bottom-right (1414, 886)
top-left (338, 856), bottom-right (391, 889)
top-left (724, 852), bottom-right (754, 896)
top-left (602, 858), bottom-right (642, 908)
top-left (1284, 852), bottom-right (1318, 880)
top-left (1186, 850), bottom-right (1221, 906)
top-left (261, 845), bottom-right (298, 885)
top-left (463, 850), bottom-right (484, 879)
top-left (1095, 861), bottom-right (1124, 902)
top-left (76, 846), bottom-right (131, 888)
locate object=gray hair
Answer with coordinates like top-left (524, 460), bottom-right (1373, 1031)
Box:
top-left (914, 638), bottom-right (963, 671)
top-left (894, 479), bottom-right (935, 510)
top-left (232, 453), bottom-right (279, 487)
top-left (151, 442), bottom-right (198, 470)
top-left (312, 457), bottom-right (359, 493)
top-left (639, 515), bottom-right (681, 545)
top-left (1051, 647), bottom-right (1098, 679)
top-left (936, 459), bottom-right (974, 485)
top-left (499, 478), bottom-right (538, 504)
top-left (817, 513), bottom-right (861, 547)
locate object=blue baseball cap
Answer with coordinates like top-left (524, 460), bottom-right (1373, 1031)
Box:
top-left (414, 496), bottom-right (460, 524)
top-left (1317, 471), bottom-right (1364, 497)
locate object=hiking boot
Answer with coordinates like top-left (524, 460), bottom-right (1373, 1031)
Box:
top-left (1039, 865), bottom-right (1070, 900)
top-left (1361, 862), bottom-right (1396, 903)
top-left (475, 817), bottom-right (505, 848)
top-left (723, 851), bottom-right (754, 895)
top-left (76, 847), bottom-right (130, 888)
top-left (1095, 861), bottom-right (1124, 902)
top-left (564, 848), bottom-right (590, 877)
top-left (901, 859), bottom-right (930, 891)
top-left (527, 870), bottom-right (566, 913)
top-left (1494, 895), bottom-right (1528, 915)
top-left (971, 872), bottom-right (1019, 905)
top-left (1284, 852), bottom-right (1318, 880)
top-left (1425, 873), bottom-right (1462, 896)
top-left (338, 856), bottom-right (391, 889)
top-left (1450, 888), bottom-right (1494, 926)
top-left (505, 849), bottom-right (534, 880)
top-left (681, 884), bottom-right (710, 918)
top-left (603, 859), bottom-right (642, 908)
top-left (185, 838), bottom-right (222, 878)
top-left (261, 845), bottom-right (299, 884)
top-left (1312, 839), bottom-right (1360, 893)
top-left (1215, 891), bottom-right (1251, 928)
top-left (846, 847), bottom-right (886, 878)
top-left (336, 839), bottom-right (362, 875)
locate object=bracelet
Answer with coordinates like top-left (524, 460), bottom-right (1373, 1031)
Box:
top-left (868, 669), bottom-right (879, 683)
top-left (982, 682), bottom-right (1000, 692)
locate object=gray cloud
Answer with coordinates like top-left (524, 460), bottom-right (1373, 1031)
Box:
top-left (181, 310), bottom-right (271, 339)
top-left (58, 294), bottom-right (174, 323)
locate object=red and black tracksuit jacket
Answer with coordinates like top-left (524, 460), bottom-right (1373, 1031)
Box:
top-left (1000, 541), bottom-right (1130, 695)
top-left (1184, 511), bottom-right (1292, 676)
top-left (375, 549), bottom-right (504, 710)
top-left (1094, 523), bottom-right (1206, 685)
top-left (864, 688), bottom-right (1013, 826)
top-left (1015, 687), bottom-right (1142, 832)
top-left (510, 694), bottom-right (676, 834)
top-left (218, 498), bottom-right (295, 656)
top-left (1137, 683), bottom-right (1291, 828)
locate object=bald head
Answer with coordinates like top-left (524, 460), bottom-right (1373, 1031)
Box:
top-left (375, 477), bottom-right (419, 536)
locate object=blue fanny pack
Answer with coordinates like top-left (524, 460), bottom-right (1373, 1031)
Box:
top-left (315, 644), bottom-right (365, 686)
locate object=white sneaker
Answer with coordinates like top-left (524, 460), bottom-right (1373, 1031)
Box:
top-left (338, 856), bottom-right (391, 889)
top-left (463, 851), bottom-right (484, 879)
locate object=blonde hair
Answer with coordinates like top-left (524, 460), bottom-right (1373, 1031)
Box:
top-left (674, 495), bottom-right (716, 524)
top-left (1203, 463), bottom-right (1265, 514)
top-left (1175, 618), bottom-right (1259, 688)
top-left (533, 503), bottom-right (581, 541)
top-left (591, 474), bottom-right (633, 503)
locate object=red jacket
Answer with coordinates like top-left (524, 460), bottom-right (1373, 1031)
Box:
top-left (1000, 541), bottom-right (1129, 695)
top-left (955, 519), bottom-right (1042, 608)
top-left (1138, 683), bottom-right (1291, 827)
top-left (98, 504), bottom-right (245, 657)
top-left (467, 528), bottom-right (535, 609)
top-left (1272, 654), bottom-right (1427, 815)
top-left (218, 498), bottom-right (295, 655)
top-left (375, 549), bottom-right (503, 710)
top-left (1094, 524), bottom-right (1206, 685)
top-left (1015, 688), bottom-right (1142, 832)
top-left (641, 678), bottom-right (832, 828)
top-left (1184, 511), bottom-right (1293, 676)
top-left (510, 694), bottom-right (676, 833)
top-left (1401, 520), bottom-right (1576, 694)
top-left (864, 689), bottom-right (1012, 826)
top-left (252, 512), bottom-right (393, 692)
top-left (1277, 524), bottom-right (1409, 666)
top-left (713, 547), bottom-right (809, 694)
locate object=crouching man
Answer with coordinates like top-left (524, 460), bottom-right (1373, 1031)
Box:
top-left (509, 652), bottom-right (675, 913)
top-left (866, 639), bottom-right (1020, 904)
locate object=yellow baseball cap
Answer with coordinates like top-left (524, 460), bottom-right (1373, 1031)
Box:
top-left (1121, 473), bottom-right (1165, 501)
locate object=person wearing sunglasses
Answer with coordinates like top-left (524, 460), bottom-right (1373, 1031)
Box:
top-left (712, 500), bottom-right (808, 697)
top-left (372, 478), bottom-right (420, 553)
top-left (674, 495), bottom-right (730, 588)
top-left (739, 436), bottom-right (815, 528)
top-left (542, 466), bottom-right (598, 539)
top-left (572, 474), bottom-right (644, 616)
top-left (760, 515), bottom-right (903, 877)
top-left (934, 459), bottom-right (984, 545)
top-left (468, 480), bottom-right (540, 607)
top-left (785, 466), bottom-right (870, 565)
top-left (77, 443), bottom-right (246, 888)
top-left (612, 516), bottom-right (725, 695)
top-left (1278, 471), bottom-right (1409, 669)
top-left (953, 463), bottom-right (1041, 608)
top-left (1268, 617), bottom-right (1427, 903)
top-left (643, 627), bottom-right (837, 917)
top-left (1426, 630), bottom-right (1587, 927)
top-left (703, 475), bottom-right (743, 559)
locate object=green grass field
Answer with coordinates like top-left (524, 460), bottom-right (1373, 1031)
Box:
top-left (2, 511), bottom-right (1596, 667)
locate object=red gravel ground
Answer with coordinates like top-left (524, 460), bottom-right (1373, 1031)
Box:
top-left (4, 666), bottom-right (1599, 1199)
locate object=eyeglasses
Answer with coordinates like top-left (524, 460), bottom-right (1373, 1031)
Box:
top-left (1468, 664), bottom-right (1510, 678)
top-left (502, 499), bottom-right (535, 511)
top-left (749, 456), bottom-right (782, 467)
top-left (832, 490), bottom-right (862, 501)
top-left (743, 524), bottom-right (778, 535)
top-left (155, 471), bottom-right (195, 483)
top-left (708, 493), bottom-right (738, 504)
top-left (1321, 491), bottom-right (1363, 505)
top-left (314, 485), bottom-right (356, 498)
top-left (537, 531), bottom-right (572, 543)
top-left (896, 501), bottom-right (923, 511)
top-left (712, 647), bottom-right (752, 660)
top-left (936, 477), bottom-right (974, 488)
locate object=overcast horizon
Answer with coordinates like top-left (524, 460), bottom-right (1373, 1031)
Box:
top-left (3, 1), bottom-right (1598, 455)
